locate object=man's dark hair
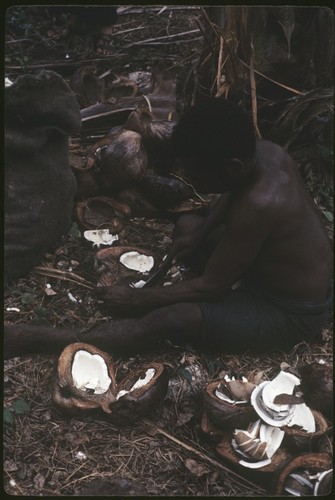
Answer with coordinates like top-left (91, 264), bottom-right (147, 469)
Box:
top-left (171, 98), bottom-right (256, 171)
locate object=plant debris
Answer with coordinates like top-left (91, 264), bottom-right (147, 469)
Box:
top-left (4, 5), bottom-right (332, 497)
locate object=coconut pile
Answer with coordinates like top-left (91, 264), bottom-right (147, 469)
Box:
top-left (201, 362), bottom-right (332, 494)
top-left (53, 342), bottom-right (168, 427)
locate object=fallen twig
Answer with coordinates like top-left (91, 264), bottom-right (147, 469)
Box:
top-left (126, 29), bottom-right (200, 48)
top-left (249, 38), bottom-right (262, 139)
top-left (142, 418), bottom-right (266, 494)
top-left (170, 173), bottom-right (207, 203)
top-left (34, 266), bottom-right (95, 290)
top-left (238, 57), bottom-right (305, 96)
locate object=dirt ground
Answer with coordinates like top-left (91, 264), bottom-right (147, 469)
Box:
top-left (4, 6), bottom-right (333, 497)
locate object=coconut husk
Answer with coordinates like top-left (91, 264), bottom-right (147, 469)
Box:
top-left (271, 452), bottom-right (332, 495)
top-left (139, 175), bottom-right (195, 209)
top-left (52, 344), bottom-right (168, 425)
top-left (70, 65), bottom-right (104, 108)
top-left (203, 379), bottom-right (258, 431)
top-left (117, 187), bottom-right (159, 218)
top-left (94, 245), bottom-right (160, 287)
top-left (216, 431), bottom-right (292, 473)
top-left (75, 196), bottom-right (131, 231)
top-left (283, 409), bottom-right (330, 452)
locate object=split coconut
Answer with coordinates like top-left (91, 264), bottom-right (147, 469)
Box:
top-left (98, 129), bottom-right (148, 190)
top-left (52, 342), bottom-right (168, 425)
top-left (271, 452), bottom-right (333, 495)
top-left (202, 376), bottom-right (257, 431)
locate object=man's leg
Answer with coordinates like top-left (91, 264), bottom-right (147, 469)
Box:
top-left (4, 303), bottom-right (203, 359)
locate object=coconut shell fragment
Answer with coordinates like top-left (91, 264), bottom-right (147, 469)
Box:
top-left (52, 342), bottom-right (116, 416)
top-left (271, 452), bottom-right (332, 495)
top-left (283, 409), bottom-right (329, 452)
top-left (299, 362), bottom-right (333, 418)
top-left (139, 175), bottom-right (195, 209)
top-left (53, 343), bottom-right (168, 424)
top-left (216, 431), bottom-right (291, 473)
top-left (109, 362), bottom-right (168, 426)
top-left (98, 130), bottom-right (148, 190)
top-left (75, 196), bottom-right (131, 233)
top-left (203, 379), bottom-right (257, 431)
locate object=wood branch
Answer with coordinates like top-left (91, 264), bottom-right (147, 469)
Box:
top-left (216, 36), bottom-right (224, 95)
top-left (34, 267), bottom-right (95, 290)
top-left (142, 418), bottom-right (266, 494)
top-left (117, 6), bottom-right (201, 15)
top-left (131, 37), bottom-right (203, 47)
top-left (238, 57), bottom-right (306, 96)
top-left (125, 29), bottom-right (200, 48)
top-left (5, 55), bottom-right (127, 71)
top-left (249, 38), bottom-right (262, 139)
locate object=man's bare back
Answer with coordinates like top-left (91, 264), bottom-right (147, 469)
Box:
top-left (230, 140), bottom-right (332, 301)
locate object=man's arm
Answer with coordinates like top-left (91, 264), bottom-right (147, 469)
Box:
top-left (96, 197), bottom-right (274, 309)
top-left (170, 194), bottom-right (230, 263)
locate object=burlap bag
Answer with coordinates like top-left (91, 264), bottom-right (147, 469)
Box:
top-left (5, 70), bottom-right (81, 282)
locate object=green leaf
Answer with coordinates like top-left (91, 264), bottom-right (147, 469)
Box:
top-left (180, 367), bottom-right (193, 382)
top-left (69, 222), bottom-right (81, 238)
top-left (12, 399), bottom-right (30, 415)
top-left (35, 307), bottom-right (48, 317)
top-left (20, 292), bottom-right (34, 305)
top-left (323, 211), bottom-right (333, 222)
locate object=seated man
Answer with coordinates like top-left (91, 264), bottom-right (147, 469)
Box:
top-left (4, 99), bottom-right (332, 358)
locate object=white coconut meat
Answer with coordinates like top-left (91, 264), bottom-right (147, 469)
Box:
top-left (215, 376), bottom-right (255, 404)
top-left (286, 402), bottom-right (315, 433)
top-left (259, 423), bottom-right (285, 458)
top-left (233, 419), bottom-right (284, 468)
top-left (71, 350), bottom-right (112, 395)
top-left (5, 77), bottom-right (14, 87)
top-left (261, 371), bottom-right (301, 412)
top-left (129, 280), bottom-right (147, 289)
top-left (119, 251), bottom-right (154, 272)
top-left (84, 229), bottom-right (119, 248)
top-left (251, 380), bottom-right (295, 427)
top-left (116, 368), bottom-right (156, 400)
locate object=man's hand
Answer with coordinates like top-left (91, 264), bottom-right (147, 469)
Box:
top-left (95, 285), bottom-right (149, 315)
top-left (96, 285), bottom-right (135, 306)
top-left (170, 230), bottom-right (203, 264)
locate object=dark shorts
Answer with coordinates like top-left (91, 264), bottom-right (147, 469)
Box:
top-left (198, 285), bottom-right (333, 352)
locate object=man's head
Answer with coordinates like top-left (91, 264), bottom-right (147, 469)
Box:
top-left (171, 98), bottom-right (256, 192)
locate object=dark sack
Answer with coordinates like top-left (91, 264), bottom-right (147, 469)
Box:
top-left (5, 71), bottom-right (81, 282)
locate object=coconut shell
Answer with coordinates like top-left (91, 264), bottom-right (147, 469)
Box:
top-left (117, 187), bottom-right (159, 218)
top-left (139, 175), bottom-right (194, 209)
top-left (216, 431), bottom-right (292, 473)
top-left (109, 362), bottom-right (168, 426)
top-left (70, 65), bottom-right (104, 108)
top-left (203, 380), bottom-right (258, 431)
top-left (104, 77), bottom-right (138, 99)
top-left (94, 245), bottom-right (158, 283)
top-left (52, 343), bottom-right (116, 415)
top-left (125, 107), bottom-right (176, 174)
top-left (75, 196), bottom-right (131, 231)
top-left (53, 345), bottom-right (168, 424)
top-left (299, 363), bottom-right (333, 418)
top-left (271, 452), bottom-right (332, 495)
top-left (98, 130), bottom-right (148, 190)
top-left (200, 411), bottom-right (226, 442)
top-left (283, 409), bottom-right (329, 452)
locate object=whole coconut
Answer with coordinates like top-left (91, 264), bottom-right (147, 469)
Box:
top-left (99, 130), bottom-right (148, 190)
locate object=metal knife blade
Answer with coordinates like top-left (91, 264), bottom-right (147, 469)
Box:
top-left (141, 257), bottom-right (172, 288)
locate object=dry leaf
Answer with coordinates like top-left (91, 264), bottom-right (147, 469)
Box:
top-left (185, 458), bottom-right (210, 477)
